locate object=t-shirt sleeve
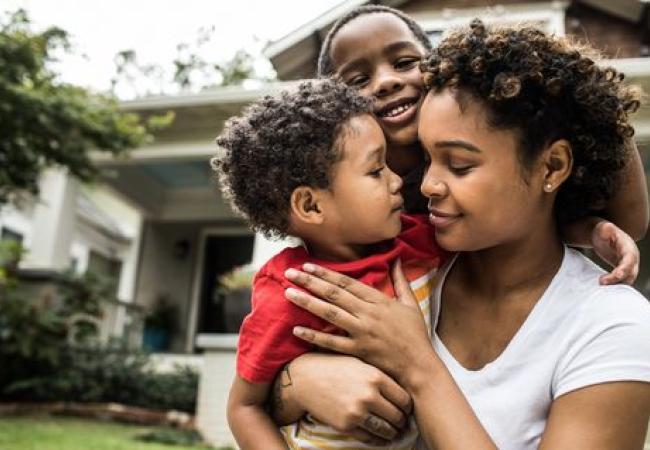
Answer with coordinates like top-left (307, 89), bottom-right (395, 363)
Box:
top-left (552, 287), bottom-right (650, 398)
top-left (236, 273), bottom-right (333, 383)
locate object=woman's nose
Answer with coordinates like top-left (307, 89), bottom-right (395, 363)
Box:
top-left (421, 174), bottom-right (448, 199)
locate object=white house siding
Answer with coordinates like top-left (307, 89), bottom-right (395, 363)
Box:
top-left (195, 335), bottom-right (238, 447)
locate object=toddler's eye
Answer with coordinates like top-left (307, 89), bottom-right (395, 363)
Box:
top-left (369, 167), bottom-right (385, 177)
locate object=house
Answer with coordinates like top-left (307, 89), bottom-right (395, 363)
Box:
top-left (2, 0), bottom-right (650, 446)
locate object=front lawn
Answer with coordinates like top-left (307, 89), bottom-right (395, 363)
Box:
top-left (0, 416), bottom-right (232, 450)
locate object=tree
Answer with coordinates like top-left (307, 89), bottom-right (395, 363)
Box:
top-left (0, 10), bottom-right (172, 205)
top-left (111, 25), bottom-right (275, 97)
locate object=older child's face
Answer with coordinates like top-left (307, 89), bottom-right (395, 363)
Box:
top-left (418, 89), bottom-right (549, 252)
top-left (330, 13), bottom-right (426, 153)
top-left (321, 114), bottom-right (404, 247)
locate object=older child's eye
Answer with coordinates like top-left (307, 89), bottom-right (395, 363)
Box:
top-left (368, 167), bottom-right (385, 178)
top-left (347, 74), bottom-right (369, 87)
top-left (394, 58), bottom-right (419, 70)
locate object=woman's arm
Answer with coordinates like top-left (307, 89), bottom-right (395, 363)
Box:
top-left (539, 382), bottom-right (650, 449)
top-left (269, 353), bottom-right (412, 443)
top-left (284, 262), bottom-right (497, 449)
top-left (227, 375), bottom-right (287, 450)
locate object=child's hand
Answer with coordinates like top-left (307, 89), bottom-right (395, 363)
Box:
top-left (592, 220), bottom-right (640, 285)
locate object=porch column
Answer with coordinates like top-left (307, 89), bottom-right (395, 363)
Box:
top-left (113, 212), bottom-right (144, 337)
top-left (23, 169), bottom-right (78, 271)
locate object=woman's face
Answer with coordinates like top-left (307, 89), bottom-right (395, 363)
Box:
top-left (329, 13), bottom-right (426, 150)
top-left (418, 89), bottom-right (550, 252)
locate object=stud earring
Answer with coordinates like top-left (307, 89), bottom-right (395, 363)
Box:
top-left (544, 182), bottom-right (553, 192)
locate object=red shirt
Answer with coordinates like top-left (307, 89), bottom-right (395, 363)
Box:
top-left (236, 214), bottom-right (445, 383)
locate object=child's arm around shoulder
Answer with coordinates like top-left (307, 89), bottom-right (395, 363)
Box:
top-left (603, 139), bottom-right (649, 240)
top-left (228, 375), bottom-right (288, 450)
top-left (562, 139), bottom-right (648, 284)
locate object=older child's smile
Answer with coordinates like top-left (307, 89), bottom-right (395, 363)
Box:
top-left (376, 97), bottom-right (419, 125)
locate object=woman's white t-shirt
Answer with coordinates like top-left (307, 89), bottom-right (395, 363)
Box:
top-left (421, 247), bottom-right (650, 450)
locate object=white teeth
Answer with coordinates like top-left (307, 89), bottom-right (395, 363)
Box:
top-left (382, 102), bottom-right (414, 118)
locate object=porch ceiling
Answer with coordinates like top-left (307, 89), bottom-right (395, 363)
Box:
top-left (99, 160), bottom-right (235, 222)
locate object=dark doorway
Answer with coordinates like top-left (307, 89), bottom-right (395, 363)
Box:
top-left (197, 235), bottom-right (254, 337)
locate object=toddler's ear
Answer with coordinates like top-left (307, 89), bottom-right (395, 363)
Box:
top-left (289, 187), bottom-right (325, 226)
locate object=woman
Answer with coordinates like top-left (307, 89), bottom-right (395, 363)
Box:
top-left (272, 21), bottom-right (650, 449)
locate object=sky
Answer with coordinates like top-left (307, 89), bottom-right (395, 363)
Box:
top-left (2, 0), bottom-right (342, 97)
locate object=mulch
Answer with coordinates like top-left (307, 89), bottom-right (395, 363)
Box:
top-left (0, 402), bottom-right (195, 430)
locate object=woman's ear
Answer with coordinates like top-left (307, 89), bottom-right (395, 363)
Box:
top-left (541, 139), bottom-right (573, 193)
top-left (289, 186), bottom-right (325, 226)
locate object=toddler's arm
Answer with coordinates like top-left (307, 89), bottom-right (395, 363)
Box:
top-left (227, 374), bottom-right (287, 450)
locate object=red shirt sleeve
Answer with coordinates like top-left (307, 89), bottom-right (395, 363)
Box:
top-left (236, 273), bottom-right (335, 383)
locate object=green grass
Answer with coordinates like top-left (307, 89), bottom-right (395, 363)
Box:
top-left (0, 415), bottom-right (232, 450)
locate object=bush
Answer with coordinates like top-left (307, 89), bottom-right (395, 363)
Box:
top-left (0, 239), bottom-right (198, 413)
top-left (4, 344), bottom-right (198, 413)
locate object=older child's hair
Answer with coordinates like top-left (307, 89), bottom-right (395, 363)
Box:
top-left (212, 79), bottom-right (372, 238)
top-left (420, 19), bottom-right (641, 224)
top-left (317, 5), bottom-right (432, 77)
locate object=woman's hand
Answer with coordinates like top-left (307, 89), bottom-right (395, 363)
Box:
top-left (284, 260), bottom-right (436, 385)
top-left (591, 220), bottom-right (640, 285)
top-left (273, 353), bottom-right (412, 443)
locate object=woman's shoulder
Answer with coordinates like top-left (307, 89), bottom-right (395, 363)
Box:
top-left (550, 249), bottom-right (650, 398)
top-left (560, 247), bottom-right (650, 324)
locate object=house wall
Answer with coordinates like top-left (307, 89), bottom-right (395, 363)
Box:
top-left (402, 0), bottom-right (549, 14)
top-left (135, 220), bottom-right (202, 352)
top-left (565, 3), bottom-right (645, 58)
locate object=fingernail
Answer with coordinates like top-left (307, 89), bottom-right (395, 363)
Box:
top-left (303, 263), bottom-right (316, 273)
top-left (285, 287), bottom-right (299, 299)
top-left (285, 268), bottom-right (298, 279)
top-left (293, 326), bottom-right (305, 336)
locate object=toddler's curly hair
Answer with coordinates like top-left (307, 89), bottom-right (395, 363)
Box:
top-left (420, 19), bottom-right (641, 224)
top-left (212, 79), bottom-right (372, 238)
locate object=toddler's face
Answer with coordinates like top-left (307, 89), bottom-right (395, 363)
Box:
top-left (319, 114), bottom-right (404, 246)
top-left (330, 13), bottom-right (426, 154)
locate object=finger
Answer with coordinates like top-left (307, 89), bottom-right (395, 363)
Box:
top-left (368, 395), bottom-right (408, 431)
top-left (378, 375), bottom-right (413, 416)
top-left (348, 428), bottom-right (388, 446)
top-left (601, 240), bottom-right (639, 285)
top-left (292, 326), bottom-right (356, 355)
top-left (300, 263), bottom-right (392, 304)
top-left (391, 259), bottom-right (419, 308)
top-left (359, 413), bottom-right (399, 441)
top-left (285, 287), bottom-right (358, 330)
top-left (285, 268), bottom-right (368, 313)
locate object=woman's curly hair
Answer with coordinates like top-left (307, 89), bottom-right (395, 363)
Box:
top-left (420, 19), bottom-right (641, 224)
top-left (317, 4), bottom-right (432, 77)
top-left (212, 79), bottom-right (372, 239)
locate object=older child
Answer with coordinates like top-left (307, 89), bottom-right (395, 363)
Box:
top-left (214, 79), bottom-right (444, 449)
top-left (316, 5), bottom-right (647, 282)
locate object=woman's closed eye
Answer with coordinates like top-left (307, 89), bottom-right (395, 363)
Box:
top-left (449, 163), bottom-right (474, 176)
